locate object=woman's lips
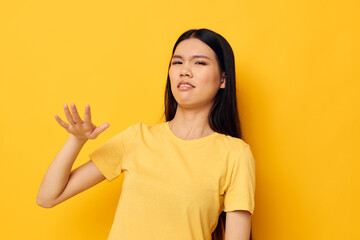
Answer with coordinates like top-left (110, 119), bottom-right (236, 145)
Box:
top-left (178, 85), bottom-right (194, 90)
top-left (178, 81), bottom-right (195, 88)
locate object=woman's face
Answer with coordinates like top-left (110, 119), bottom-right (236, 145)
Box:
top-left (169, 38), bottom-right (225, 109)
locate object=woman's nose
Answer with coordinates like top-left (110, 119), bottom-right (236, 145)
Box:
top-left (179, 64), bottom-right (192, 77)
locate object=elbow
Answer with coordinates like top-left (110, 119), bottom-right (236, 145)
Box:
top-left (36, 196), bottom-right (56, 208)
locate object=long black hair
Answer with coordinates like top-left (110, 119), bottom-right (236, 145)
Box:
top-left (163, 28), bottom-right (253, 240)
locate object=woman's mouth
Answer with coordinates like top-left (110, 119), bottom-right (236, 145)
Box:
top-left (178, 84), bottom-right (194, 90)
top-left (177, 81), bottom-right (195, 89)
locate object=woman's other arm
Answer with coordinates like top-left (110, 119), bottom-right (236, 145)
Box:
top-left (36, 103), bottom-right (109, 208)
top-left (225, 210), bottom-right (252, 240)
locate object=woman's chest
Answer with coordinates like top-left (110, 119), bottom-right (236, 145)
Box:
top-left (121, 141), bottom-right (229, 200)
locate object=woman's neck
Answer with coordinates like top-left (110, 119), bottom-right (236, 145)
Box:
top-left (168, 106), bottom-right (215, 140)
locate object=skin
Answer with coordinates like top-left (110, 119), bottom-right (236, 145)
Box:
top-left (225, 210), bottom-right (252, 240)
top-left (37, 38), bottom-right (251, 239)
top-left (36, 103), bottom-right (107, 208)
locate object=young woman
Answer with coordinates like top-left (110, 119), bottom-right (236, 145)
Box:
top-left (37, 28), bottom-right (256, 240)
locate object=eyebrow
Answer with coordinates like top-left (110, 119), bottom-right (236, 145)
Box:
top-left (172, 55), bottom-right (211, 60)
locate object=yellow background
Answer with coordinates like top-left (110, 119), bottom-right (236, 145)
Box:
top-left (0, 0), bottom-right (359, 239)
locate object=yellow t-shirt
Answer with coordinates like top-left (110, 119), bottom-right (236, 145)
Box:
top-left (89, 121), bottom-right (256, 240)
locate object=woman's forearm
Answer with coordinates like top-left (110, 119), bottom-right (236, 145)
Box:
top-left (36, 134), bottom-right (87, 206)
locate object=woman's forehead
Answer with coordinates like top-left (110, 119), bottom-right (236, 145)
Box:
top-left (173, 38), bottom-right (216, 59)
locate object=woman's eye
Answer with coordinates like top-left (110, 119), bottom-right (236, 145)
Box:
top-left (171, 61), bottom-right (206, 65)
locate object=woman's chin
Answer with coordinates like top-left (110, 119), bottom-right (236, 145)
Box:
top-left (177, 102), bottom-right (194, 108)
top-left (176, 100), bottom-right (211, 110)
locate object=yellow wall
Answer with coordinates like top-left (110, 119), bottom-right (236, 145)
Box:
top-left (0, 0), bottom-right (359, 239)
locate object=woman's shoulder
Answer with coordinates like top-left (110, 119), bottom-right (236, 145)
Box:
top-left (215, 132), bottom-right (250, 154)
top-left (217, 132), bottom-right (248, 145)
top-left (126, 121), bottom-right (165, 134)
top-left (135, 121), bottom-right (163, 128)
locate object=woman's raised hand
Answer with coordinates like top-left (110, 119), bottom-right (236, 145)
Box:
top-left (54, 103), bottom-right (109, 141)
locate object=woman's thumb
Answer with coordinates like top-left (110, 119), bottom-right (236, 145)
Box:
top-left (89, 123), bottom-right (110, 139)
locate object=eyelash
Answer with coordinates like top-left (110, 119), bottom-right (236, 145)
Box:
top-left (172, 61), bottom-right (206, 65)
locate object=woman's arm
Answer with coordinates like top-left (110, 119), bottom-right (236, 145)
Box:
top-left (225, 210), bottom-right (252, 240)
top-left (36, 103), bottom-right (109, 208)
top-left (36, 136), bottom-right (106, 208)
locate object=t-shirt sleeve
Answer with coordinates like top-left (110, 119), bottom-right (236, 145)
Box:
top-left (89, 123), bottom-right (138, 182)
top-left (223, 144), bottom-right (256, 215)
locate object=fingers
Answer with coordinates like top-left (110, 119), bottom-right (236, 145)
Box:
top-left (70, 103), bottom-right (83, 124)
top-left (54, 114), bottom-right (69, 129)
top-left (88, 123), bottom-right (110, 139)
top-left (84, 104), bottom-right (92, 124)
top-left (63, 103), bottom-right (76, 124)
top-left (57, 103), bottom-right (105, 140)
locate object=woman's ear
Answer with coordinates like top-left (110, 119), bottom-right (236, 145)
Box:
top-left (220, 72), bottom-right (226, 88)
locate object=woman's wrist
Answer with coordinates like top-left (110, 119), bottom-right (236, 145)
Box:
top-left (68, 134), bottom-right (88, 146)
